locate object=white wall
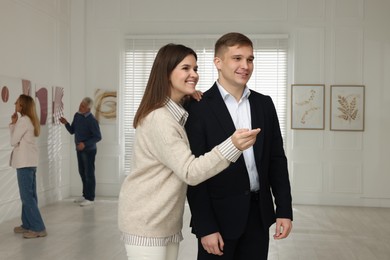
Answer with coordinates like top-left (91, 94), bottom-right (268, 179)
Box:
top-left (80, 0), bottom-right (390, 207)
top-left (0, 0), bottom-right (71, 224)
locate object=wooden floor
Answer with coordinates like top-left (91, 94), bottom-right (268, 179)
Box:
top-left (1, 198), bottom-right (390, 260)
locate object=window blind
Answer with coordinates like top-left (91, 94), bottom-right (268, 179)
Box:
top-left (123, 35), bottom-right (288, 175)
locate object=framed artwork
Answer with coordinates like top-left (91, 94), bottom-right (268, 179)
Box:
top-left (52, 86), bottom-right (64, 125)
top-left (330, 85), bottom-right (365, 131)
top-left (35, 85), bottom-right (48, 125)
top-left (291, 84), bottom-right (325, 130)
top-left (94, 89), bottom-right (117, 124)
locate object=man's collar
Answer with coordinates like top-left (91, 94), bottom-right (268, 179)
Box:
top-left (77, 111), bottom-right (91, 117)
top-left (216, 80), bottom-right (251, 101)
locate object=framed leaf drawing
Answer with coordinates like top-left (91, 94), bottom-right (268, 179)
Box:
top-left (291, 84), bottom-right (325, 129)
top-left (330, 85), bottom-right (365, 131)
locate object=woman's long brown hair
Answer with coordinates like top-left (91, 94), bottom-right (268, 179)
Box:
top-left (133, 43), bottom-right (197, 128)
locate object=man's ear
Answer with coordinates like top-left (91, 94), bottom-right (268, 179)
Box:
top-left (214, 57), bottom-right (221, 70)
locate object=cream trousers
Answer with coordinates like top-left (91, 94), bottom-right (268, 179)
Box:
top-left (125, 243), bottom-right (179, 260)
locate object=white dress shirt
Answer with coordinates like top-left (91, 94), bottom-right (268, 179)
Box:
top-left (216, 81), bottom-right (260, 191)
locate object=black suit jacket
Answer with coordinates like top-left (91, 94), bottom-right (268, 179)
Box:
top-left (185, 83), bottom-right (293, 239)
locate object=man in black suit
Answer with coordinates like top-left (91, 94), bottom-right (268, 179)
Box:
top-left (185, 32), bottom-right (293, 260)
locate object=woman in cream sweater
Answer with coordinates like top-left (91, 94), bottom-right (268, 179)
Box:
top-left (118, 43), bottom-right (260, 260)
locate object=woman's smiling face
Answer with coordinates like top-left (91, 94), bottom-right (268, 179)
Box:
top-left (169, 54), bottom-right (199, 103)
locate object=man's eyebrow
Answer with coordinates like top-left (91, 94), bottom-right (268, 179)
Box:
top-left (231, 54), bottom-right (255, 59)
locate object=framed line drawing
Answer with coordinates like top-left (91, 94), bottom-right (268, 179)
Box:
top-left (291, 84), bottom-right (325, 129)
top-left (330, 85), bottom-right (365, 131)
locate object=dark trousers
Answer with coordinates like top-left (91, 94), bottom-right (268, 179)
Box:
top-left (76, 149), bottom-right (97, 201)
top-left (197, 195), bottom-right (269, 260)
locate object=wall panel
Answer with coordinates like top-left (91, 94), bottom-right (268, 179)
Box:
top-left (292, 162), bottom-right (323, 192)
top-left (332, 28), bottom-right (364, 83)
top-left (329, 163), bottom-right (362, 194)
top-left (294, 28), bottom-right (325, 83)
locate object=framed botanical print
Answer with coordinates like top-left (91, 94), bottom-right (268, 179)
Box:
top-left (330, 85), bottom-right (365, 131)
top-left (291, 84), bottom-right (325, 130)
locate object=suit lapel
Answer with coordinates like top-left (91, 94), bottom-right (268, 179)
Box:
top-left (205, 84), bottom-right (265, 163)
top-left (205, 84), bottom-right (236, 136)
top-left (249, 93), bottom-right (264, 163)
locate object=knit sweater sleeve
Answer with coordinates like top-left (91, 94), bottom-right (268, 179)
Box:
top-left (141, 109), bottom-right (239, 186)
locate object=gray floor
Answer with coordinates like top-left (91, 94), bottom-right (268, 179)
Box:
top-left (1, 198), bottom-right (390, 260)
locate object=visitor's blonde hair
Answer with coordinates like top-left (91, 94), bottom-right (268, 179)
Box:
top-left (17, 94), bottom-right (40, 136)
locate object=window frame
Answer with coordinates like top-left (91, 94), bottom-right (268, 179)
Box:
top-left (122, 34), bottom-right (288, 175)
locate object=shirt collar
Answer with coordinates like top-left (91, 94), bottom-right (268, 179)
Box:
top-left (77, 111), bottom-right (91, 117)
top-left (165, 98), bottom-right (188, 126)
top-left (216, 80), bottom-right (251, 101)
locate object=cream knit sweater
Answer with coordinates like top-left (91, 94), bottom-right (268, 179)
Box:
top-left (118, 105), bottom-right (240, 239)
